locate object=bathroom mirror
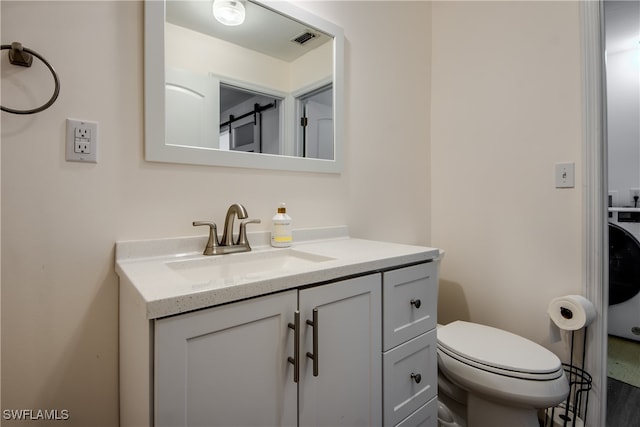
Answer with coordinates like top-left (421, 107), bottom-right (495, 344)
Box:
top-left (145, 0), bottom-right (344, 173)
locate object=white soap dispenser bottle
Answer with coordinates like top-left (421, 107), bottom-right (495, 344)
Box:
top-left (271, 203), bottom-right (292, 248)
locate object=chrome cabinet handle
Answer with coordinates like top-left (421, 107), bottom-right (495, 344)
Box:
top-left (306, 308), bottom-right (319, 377)
top-left (411, 373), bottom-right (422, 384)
top-left (410, 299), bottom-right (422, 309)
top-left (288, 311), bottom-right (300, 383)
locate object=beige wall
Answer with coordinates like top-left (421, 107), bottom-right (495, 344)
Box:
top-left (0, 1), bottom-right (431, 425)
top-left (431, 0), bottom-right (584, 355)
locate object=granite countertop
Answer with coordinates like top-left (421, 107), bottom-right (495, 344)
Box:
top-left (115, 226), bottom-right (440, 319)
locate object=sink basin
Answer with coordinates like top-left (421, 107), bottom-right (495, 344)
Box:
top-left (166, 249), bottom-right (335, 282)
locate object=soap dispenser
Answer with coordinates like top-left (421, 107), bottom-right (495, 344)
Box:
top-left (271, 203), bottom-right (292, 248)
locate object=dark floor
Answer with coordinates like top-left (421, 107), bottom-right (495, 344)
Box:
top-left (607, 377), bottom-right (640, 427)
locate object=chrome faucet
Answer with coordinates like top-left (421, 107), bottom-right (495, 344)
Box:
top-left (193, 204), bottom-right (261, 255)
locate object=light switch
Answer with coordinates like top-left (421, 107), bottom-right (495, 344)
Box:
top-left (555, 162), bottom-right (575, 188)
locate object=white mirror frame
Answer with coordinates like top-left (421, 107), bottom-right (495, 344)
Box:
top-left (144, 0), bottom-right (345, 173)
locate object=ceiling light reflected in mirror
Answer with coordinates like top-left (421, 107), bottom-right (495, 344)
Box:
top-left (212, 0), bottom-right (246, 26)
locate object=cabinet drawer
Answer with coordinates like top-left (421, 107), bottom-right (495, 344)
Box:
top-left (383, 329), bottom-right (437, 427)
top-left (383, 262), bottom-right (437, 351)
top-left (395, 396), bottom-right (438, 427)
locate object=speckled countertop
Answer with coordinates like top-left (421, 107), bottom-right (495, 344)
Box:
top-left (115, 226), bottom-right (440, 319)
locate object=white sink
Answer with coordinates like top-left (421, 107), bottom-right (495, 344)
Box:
top-left (165, 248), bottom-right (336, 282)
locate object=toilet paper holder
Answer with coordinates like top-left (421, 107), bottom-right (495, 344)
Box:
top-left (560, 307), bottom-right (573, 319)
top-left (543, 329), bottom-right (592, 427)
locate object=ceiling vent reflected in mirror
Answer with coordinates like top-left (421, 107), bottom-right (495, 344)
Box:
top-left (292, 31), bottom-right (317, 46)
top-left (166, 0), bottom-right (332, 62)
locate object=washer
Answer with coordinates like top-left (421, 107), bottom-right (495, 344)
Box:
top-left (608, 208), bottom-right (640, 341)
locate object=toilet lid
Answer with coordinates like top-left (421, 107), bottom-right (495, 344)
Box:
top-left (438, 321), bottom-right (561, 374)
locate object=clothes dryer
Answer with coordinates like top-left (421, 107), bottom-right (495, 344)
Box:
top-left (608, 208), bottom-right (640, 341)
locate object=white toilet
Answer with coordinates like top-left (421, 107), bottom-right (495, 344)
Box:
top-left (437, 321), bottom-right (569, 427)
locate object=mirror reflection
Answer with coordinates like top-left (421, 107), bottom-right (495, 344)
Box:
top-left (219, 84), bottom-right (282, 154)
top-left (164, 0), bottom-right (335, 159)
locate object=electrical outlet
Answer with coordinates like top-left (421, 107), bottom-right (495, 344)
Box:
top-left (66, 119), bottom-right (97, 163)
top-left (74, 141), bottom-right (90, 154)
top-left (75, 127), bottom-right (90, 139)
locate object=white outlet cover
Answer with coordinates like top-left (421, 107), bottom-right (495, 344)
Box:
top-left (66, 118), bottom-right (98, 163)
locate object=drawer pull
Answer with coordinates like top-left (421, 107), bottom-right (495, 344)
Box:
top-left (288, 311), bottom-right (300, 383)
top-left (411, 373), bottom-right (422, 384)
top-left (306, 308), bottom-right (319, 377)
top-left (410, 299), bottom-right (422, 309)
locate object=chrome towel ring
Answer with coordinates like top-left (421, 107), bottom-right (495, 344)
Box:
top-left (1, 42), bottom-right (60, 115)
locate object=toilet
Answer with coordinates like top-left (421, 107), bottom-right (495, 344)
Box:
top-left (437, 321), bottom-right (569, 427)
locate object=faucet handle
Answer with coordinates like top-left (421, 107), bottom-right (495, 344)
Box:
top-left (238, 219), bottom-right (261, 246)
top-left (193, 221), bottom-right (220, 255)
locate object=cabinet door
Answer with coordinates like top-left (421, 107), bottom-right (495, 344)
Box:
top-left (298, 274), bottom-right (382, 426)
top-left (154, 290), bottom-right (298, 427)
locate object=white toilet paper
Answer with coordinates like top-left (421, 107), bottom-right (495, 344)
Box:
top-left (547, 295), bottom-right (596, 330)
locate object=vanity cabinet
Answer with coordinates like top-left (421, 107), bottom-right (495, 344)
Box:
top-left (117, 231), bottom-right (441, 427)
top-left (154, 274), bottom-right (382, 427)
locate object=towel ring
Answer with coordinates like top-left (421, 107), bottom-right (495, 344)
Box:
top-left (1, 42), bottom-right (60, 115)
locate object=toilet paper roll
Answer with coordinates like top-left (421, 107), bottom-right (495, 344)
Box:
top-left (547, 295), bottom-right (596, 330)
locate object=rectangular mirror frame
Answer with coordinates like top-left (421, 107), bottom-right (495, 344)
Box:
top-left (144, 0), bottom-right (345, 173)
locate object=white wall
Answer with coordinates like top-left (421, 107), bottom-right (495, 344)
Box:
top-left (431, 0), bottom-right (584, 356)
top-left (606, 48), bottom-right (640, 207)
top-left (0, 1), bottom-right (432, 425)
top-left (333, 1), bottom-right (432, 244)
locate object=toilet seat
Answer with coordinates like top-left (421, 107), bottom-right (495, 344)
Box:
top-left (438, 321), bottom-right (564, 381)
top-left (437, 321), bottom-right (569, 409)
top-left (438, 345), bottom-right (564, 381)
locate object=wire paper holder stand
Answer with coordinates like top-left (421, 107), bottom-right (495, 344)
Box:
top-left (544, 327), bottom-right (593, 427)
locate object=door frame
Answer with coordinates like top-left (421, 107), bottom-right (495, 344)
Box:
top-left (581, 1), bottom-right (608, 425)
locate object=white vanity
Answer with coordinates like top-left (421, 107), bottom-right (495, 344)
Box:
top-left (116, 227), bottom-right (440, 426)
top-left (135, 0), bottom-right (439, 422)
